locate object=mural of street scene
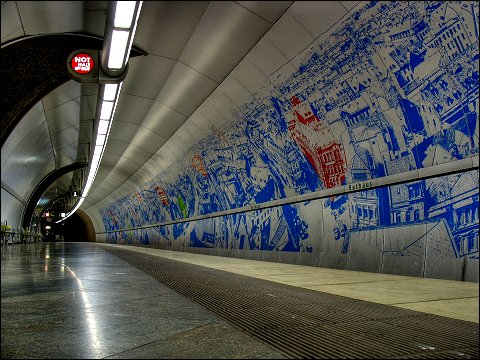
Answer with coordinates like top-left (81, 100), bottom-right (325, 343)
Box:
top-left (101, 1), bottom-right (479, 280)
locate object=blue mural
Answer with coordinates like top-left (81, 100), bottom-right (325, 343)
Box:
top-left (100, 1), bottom-right (479, 279)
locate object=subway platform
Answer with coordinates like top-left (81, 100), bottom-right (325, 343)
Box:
top-left (1, 241), bottom-right (478, 359)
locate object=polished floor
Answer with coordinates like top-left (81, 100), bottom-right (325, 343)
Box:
top-left (1, 241), bottom-right (478, 359)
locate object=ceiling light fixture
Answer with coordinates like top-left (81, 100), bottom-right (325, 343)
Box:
top-left (58, 1), bottom-right (142, 224)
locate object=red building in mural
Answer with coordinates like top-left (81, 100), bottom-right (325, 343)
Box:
top-left (192, 153), bottom-right (208, 177)
top-left (155, 186), bottom-right (169, 206)
top-left (287, 96), bottom-right (346, 188)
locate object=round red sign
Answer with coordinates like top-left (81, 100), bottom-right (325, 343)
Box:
top-left (71, 53), bottom-right (94, 75)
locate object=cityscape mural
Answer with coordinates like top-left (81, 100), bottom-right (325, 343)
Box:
top-left (101, 1), bottom-right (479, 280)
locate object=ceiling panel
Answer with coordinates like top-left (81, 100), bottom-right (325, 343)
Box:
top-left (83, 1), bottom-right (107, 36)
top-left (161, 141), bottom-right (185, 162)
top-left (199, 89), bottom-right (238, 129)
top-left (289, 1), bottom-right (348, 39)
top-left (340, 1), bottom-right (361, 11)
top-left (121, 144), bottom-right (152, 167)
top-left (51, 127), bottom-right (79, 159)
top-left (261, 12), bottom-right (314, 62)
top-left (236, 1), bottom-right (292, 23)
top-left (1, 102), bottom-right (55, 201)
top-left (113, 94), bottom-right (155, 126)
top-left (129, 173), bottom-right (150, 190)
top-left (179, 1), bottom-right (271, 83)
top-left (129, 127), bottom-right (167, 155)
top-left (121, 55), bottom-right (177, 100)
top-left (16, 1), bottom-right (82, 35)
top-left (155, 61), bottom-right (219, 117)
top-left (2, 28), bottom-right (24, 43)
top-left (104, 140), bottom-right (129, 157)
top-left (45, 98), bottom-right (81, 136)
top-left (186, 112), bottom-right (215, 141)
top-left (230, 59), bottom-right (269, 95)
top-left (42, 80), bottom-right (81, 111)
top-left (108, 121), bottom-right (140, 144)
top-left (115, 157), bottom-right (142, 179)
top-left (168, 127), bottom-right (197, 155)
top-left (1, 1), bottom-right (24, 43)
top-left (141, 101), bottom-right (187, 139)
top-left (1, 188), bottom-right (26, 226)
top-left (148, 152), bottom-right (170, 172)
top-left (85, 186), bottom-right (115, 206)
top-left (134, 1), bottom-right (209, 59)
top-left (218, 75), bottom-right (253, 108)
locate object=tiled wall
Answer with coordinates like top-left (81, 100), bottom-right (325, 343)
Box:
top-left (102, 170), bottom-right (479, 281)
top-left (99, 1), bottom-right (479, 281)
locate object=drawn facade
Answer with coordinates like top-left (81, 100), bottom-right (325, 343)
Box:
top-left (100, 1), bottom-right (479, 280)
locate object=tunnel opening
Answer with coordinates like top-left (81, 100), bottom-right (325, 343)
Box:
top-left (61, 210), bottom-right (96, 242)
top-left (62, 214), bottom-right (87, 242)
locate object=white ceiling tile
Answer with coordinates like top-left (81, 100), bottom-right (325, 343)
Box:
top-left (134, 1), bottom-right (209, 59)
top-left (122, 55), bottom-right (177, 99)
top-left (98, 153), bottom-right (120, 170)
top-left (115, 156), bottom-right (142, 178)
top-left (121, 143), bottom-right (152, 167)
top-left (108, 121), bottom-right (140, 144)
top-left (42, 80), bottom-right (81, 111)
top-left (45, 99), bottom-right (81, 135)
top-left (156, 62), bottom-right (219, 117)
top-left (84, 4), bottom-right (106, 37)
top-left (113, 94), bottom-right (155, 126)
top-left (1, 101), bottom-right (54, 201)
top-left (219, 76), bottom-right (252, 107)
top-left (264, 12), bottom-right (315, 61)
top-left (236, 1), bottom-right (292, 23)
top-left (340, 1), bottom-right (362, 11)
top-left (142, 101), bottom-right (187, 139)
top-left (104, 139), bottom-right (129, 157)
top-left (1, 1), bottom-right (23, 42)
top-left (1, 28), bottom-right (25, 43)
top-left (51, 126), bottom-right (79, 155)
top-left (179, 1), bottom-right (271, 83)
top-left (169, 127), bottom-right (197, 154)
top-left (130, 126), bottom-right (167, 155)
top-left (197, 90), bottom-right (237, 130)
top-left (17, 1), bottom-right (82, 35)
top-left (187, 112), bottom-right (214, 138)
top-left (289, 1), bottom-right (348, 39)
top-left (230, 59), bottom-right (269, 95)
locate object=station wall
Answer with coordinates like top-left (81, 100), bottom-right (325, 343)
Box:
top-left (97, 1), bottom-right (479, 281)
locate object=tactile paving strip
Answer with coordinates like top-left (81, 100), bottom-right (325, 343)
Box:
top-left (105, 247), bottom-right (479, 359)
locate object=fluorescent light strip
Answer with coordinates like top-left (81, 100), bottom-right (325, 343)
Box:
top-left (96, 134), bottom-right (106, 146)
top-left (103, 84), bottom-right (118, 101)
top-left (60, 1), bottom-right (141, 223)
top-left (94, 145), bottom-right (103, 155)
top-left (100, 101), bottom-right (114, 119)
top-left (114, 1), bottom-right (136, 28)
top-left (126, 2), bottom-right (143, 68)
top-left (108, 30), bottom-right (130, 69)
top-left (98, 120), bottom-right (109, 135)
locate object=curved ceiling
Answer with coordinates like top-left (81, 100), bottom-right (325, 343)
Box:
top-left (1, 0), bottom-right (300, 227)
top-left (2, 1), bottom-right (478, 234)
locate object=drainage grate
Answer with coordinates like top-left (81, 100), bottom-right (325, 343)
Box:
top-left (105, 247), bottom-right (479, 359)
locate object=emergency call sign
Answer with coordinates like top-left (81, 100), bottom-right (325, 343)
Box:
top-left (71, 53), bottom-right (94, 74)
